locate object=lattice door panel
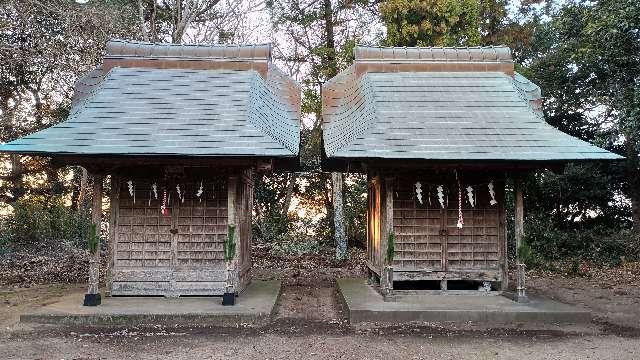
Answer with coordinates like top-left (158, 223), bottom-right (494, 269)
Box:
top-left (115, 181), bottom-right (173, 268)
top-left (112, 178), bottom-right (229, 296)
top-left (175, 180), bottom-right (228, 268)
top-left (393, 179), bottom-right (445, 271)
top-left (445, 185), bottom-right (501, 271)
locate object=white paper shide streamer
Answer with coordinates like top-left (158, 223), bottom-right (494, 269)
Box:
top-left (176, 184), bottom-right (185, 203)
top-left (415, 181), bottom-right (423, 204)
top-left (488, 181), bottom-right (498, 205)
top-left (127, 180), bottom-right (135, 203)
top-left (466, 185), bottom-right (475, 207)
top-left (196, 181), bottom-right (204, 201)
top-left (437, 185), bottom-right (445, 208)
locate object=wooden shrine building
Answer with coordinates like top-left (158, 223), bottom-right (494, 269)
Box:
top-left (321, 46), bottom-right (621, 299)
top-left (0, 40), bottom-right (300, 305)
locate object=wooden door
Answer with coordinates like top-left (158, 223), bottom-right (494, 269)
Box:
top-left (391, 177), bottom-right (502, 275)
top-left (444, 185), bottom-right (501, 272)
top-left (111, 178), bottom-right (228, 296)
top-left (174, 180), bottom-right (228, 295)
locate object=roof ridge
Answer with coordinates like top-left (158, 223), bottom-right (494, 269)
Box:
top-left (354, 45), bottom-right (512, 62)
top-left (106, 39), bottom-right (272, 61)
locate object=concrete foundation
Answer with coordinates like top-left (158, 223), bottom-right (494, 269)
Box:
top-left (21, 280), bottom-right (281, 327)
top-left (338, 278), bottom-right (591, 325)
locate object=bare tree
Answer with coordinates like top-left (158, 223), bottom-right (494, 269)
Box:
top-left (136, 0), bottom-right (267, 44)
top-left (268, 0), bottom-right (380, 260)
top-left (0, 0), bottom-right (138, 203)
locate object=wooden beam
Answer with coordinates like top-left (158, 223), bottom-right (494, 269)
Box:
top-left (105, 175), bottom-right (120, 297)
top-left (498, 180), bottom-right (509, 291)
top-left (84, 174), bottom-right (103, 306)
top-left (168, 182), bottom-right (180, 298)
top-left (224, 175), bottom-right (239, 305)
top-left (514, 176), bottom-right (525, 252)
top-left (382, 177), bottom-right (394, 267)
top-left (379, 177), bottom-right (395, 297)
top-left (513, 175), bottom-right (528, 302)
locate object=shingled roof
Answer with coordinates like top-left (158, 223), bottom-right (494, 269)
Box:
top-left (1, 40), bottom-right (300, 158)
top-left (321, 46), bottom-right (621, 163)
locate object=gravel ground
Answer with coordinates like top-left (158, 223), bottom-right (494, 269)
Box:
top-left (0, 326), bottom-right (639, 360)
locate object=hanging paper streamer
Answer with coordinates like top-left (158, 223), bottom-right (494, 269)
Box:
top-left (127, 180), bottom-right (134, 196)
top-left (176, 184), bottom-right (185, 203)
top-left (466, 186), bottom-right (475, 207)
top-left (212, 183), bottom-right (215, 199)
top-left (488, 181), bottom-right (498, 205)
top-left (152, 183), bottom-right (158, 200)
top-left (161, 189), bottom-right (169, 216)
top-left (437, 185), bottom-right (445, 208)
top-left (415, 181), bottom-right (423, 204)
top-left (196, 181), bottom-right (204, 202)
top-left (456, 173), bottom-right (464, 229)
top-left (126, 180), bottom-right (135, 204)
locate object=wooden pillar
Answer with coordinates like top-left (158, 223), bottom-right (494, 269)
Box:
top-left (84, 174), bottom-right (103, 306)
top-left (380, 177), bottom-right (394, 298)
top-left (514, 175), bottom-right (528, 302)
top-left (498, 180), bottom-right (509, 291)
top-left (105, 175), bottom-right (120, 297)
top-left (223, 174), bottom-right (238, 305)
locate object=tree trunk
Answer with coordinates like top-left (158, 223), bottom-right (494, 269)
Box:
top-left (281, 173), bottom-right (296, 218)
top-left (77, 167), bottom-right (89, 212)
top-left (137, 0), bottom-right (149, 41)
top-left (323, 0), bottom-right (346, 262)
top-left (9, 154), bottom-right (24, 200)
top-left (625, 134), bottom-right (640, 233)
top-left (332, 172), bottom-right (347, 261)
top-left (323, 0), bottom-right (337, 76)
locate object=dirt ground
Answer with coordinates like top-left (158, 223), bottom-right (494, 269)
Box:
top-left (1, 252), bottom-right (640, 359)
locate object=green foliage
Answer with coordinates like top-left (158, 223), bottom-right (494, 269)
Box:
top-left (225, 225), bottom-right (236, 262)
top-left (386, 231), bottom-right (396, 264)
top-left (344, 174), bottom-right (367, 248)
top-left (517, 238), bottom-right (545, 270)
top-left (0, 197), bottom-right (92, 250)
top-left (380, 0), bottom-right (481, 46)
top-left (523, 214), bottom-right (639, 267)
top-left (520, 0), bottom-right (637, 227)
top-left (525, 165), bottom-right (629, 229)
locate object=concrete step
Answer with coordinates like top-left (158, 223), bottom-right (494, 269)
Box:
top-left (338, 278), bottom-right (591, 325)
